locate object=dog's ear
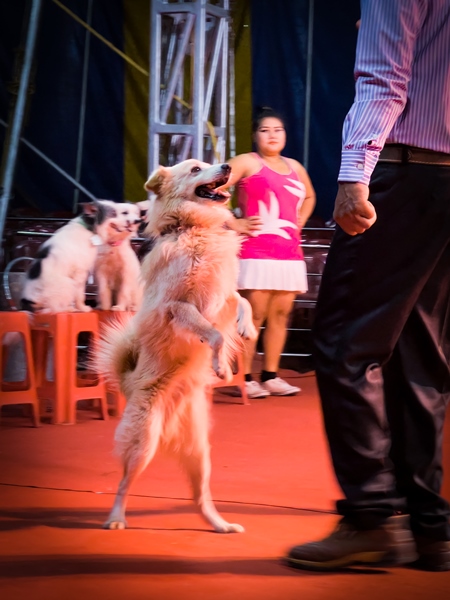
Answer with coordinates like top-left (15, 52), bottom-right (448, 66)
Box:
top-left (144, 166), bottom-right (170, 194)
top-left (136, 199), bottom-right (152, 219)
top-left (79, 202), bottom-right (98, 216)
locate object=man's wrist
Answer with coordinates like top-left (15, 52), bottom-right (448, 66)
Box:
top-left (339, 148), bottom-right (379, 185)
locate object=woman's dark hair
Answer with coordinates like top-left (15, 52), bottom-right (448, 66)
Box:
top-left (252, 106), bottom-right (285, 132)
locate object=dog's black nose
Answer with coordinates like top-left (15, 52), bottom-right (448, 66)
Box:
top-left (221, 164), bottom-right (231, 173)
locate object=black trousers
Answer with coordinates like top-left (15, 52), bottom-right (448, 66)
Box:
top-left (313, 161), bottom-right (450, 540)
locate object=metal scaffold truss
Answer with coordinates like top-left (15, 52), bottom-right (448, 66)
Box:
top-left (148, 0), bottom-right (231, 171)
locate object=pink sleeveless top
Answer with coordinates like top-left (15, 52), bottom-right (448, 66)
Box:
top-left (236, 154), bottom-right (306, 261)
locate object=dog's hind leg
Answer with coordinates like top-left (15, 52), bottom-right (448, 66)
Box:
top-left (180, 396), bottom-right (244, 533)
top-left (182, 446), bottom-right (244, 533)
top-left (103, 402), bottom-right (163, 530)
top-left (97, 276), bottom-right (113, 310)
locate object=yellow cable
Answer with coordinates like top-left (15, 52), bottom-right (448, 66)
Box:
top-left (52, 0), bottom-right (220, 161)
top-left (52, 0), bottom-right (149, 76)
top-left (205, 121), bottom-right (220, 162)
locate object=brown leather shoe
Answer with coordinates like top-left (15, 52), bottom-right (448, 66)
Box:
top-left (410, 536), bottom-right (450, 571)
top-left (285, 515), bottom-right (418, 571)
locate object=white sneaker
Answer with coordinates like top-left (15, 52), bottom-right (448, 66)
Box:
top-left (261, 377), bottom-right (301, 396)
top-left (245, 380), bottom-right (270, 399)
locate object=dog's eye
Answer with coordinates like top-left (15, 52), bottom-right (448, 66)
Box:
top-left (191, 166), bottom-right (201, 173)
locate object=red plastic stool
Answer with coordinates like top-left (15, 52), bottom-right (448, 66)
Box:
top-left (30, 312), bottom-right (108, 424)
top-left (0, 311), bottom-right (40, 426)
top-left (30, 312), bottom-right (69, 424)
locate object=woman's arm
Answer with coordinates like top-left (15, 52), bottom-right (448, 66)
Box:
top-left (223, 153), bottom-right (263, 235)
top-left (288, 159), bottom-right (316, 229)
top-left (222, 153), bottom-right (254, 189)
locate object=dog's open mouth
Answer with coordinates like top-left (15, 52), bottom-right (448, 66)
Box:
top-left (195, 176), bottom-right (230, 202)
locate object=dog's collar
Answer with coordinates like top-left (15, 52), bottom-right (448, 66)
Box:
top-left (77, 215), bottom-right (94, 231)
top-left (76, 218), bottom-right (103, 245)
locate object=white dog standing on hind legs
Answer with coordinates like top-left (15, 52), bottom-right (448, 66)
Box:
top-left (96, 159), bottom-right (257, 533)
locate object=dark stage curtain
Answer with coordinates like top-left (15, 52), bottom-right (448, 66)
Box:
top-left (1, 0), bottom-right (361, 219)
top-left (0, 0), bottom-right (125, 215)
top-left (250, 0), bottom-right (360, 220)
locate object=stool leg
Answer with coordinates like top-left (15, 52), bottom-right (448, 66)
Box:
top-left (86, 327), bottom-right (109, 421)
top-left (65, 321), bottom-right (109, 424)
top-left (52, 317), bottom-right (71, 424)
top-left (1, 320), bottom-right (40, 427)
top-left (108, 389), bottom-right (126, 417)
top-left (99, 387), bottom-right (109, 421)
top-left (32, 329), bottom-right (61, 423)
top-left (66, 325), bottom-right (78, 424)
top-left (25, 333), bottom-right (40, 428)
top-left (31, 330), bottom-right (47, 389)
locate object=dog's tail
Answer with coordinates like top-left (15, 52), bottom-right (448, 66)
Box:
top-left (92, 313), bottom-right (138, 390)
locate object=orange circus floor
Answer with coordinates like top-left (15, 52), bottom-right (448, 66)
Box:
top-left (1, 368), bottom-right (450, 600)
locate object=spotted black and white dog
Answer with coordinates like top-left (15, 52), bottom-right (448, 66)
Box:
top-left (20, 201), bottom-right (132, 313)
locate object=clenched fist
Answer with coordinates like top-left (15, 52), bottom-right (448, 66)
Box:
top-left (333, 182), bottom-right (377, 235)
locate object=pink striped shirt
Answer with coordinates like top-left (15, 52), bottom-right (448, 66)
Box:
top-left (339, 0), bottom-right (450, 185)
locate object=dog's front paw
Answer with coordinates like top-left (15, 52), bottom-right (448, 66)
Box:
top-left (213, 358), bottom-right (232, 381)
top-left (214, 522), bottom-right (245, 534)
top-left (236, 296), bottom-right (258, 340)
top-left (103, 518), bottom-right (127, 530)
top-left (237, 320), bottom-right (258, 341)
top-left (79, 304), bottom-right (93, 313)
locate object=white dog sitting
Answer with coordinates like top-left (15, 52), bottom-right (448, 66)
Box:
top-left (94, 202), bottom-right (146, 312)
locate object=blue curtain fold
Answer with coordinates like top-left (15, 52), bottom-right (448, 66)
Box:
top-left (0, 0), bottom-right (124, 214)
top-left (250, 0), bottom-right (309, 164)
top-left (250, 0), bottom-right (360, 220)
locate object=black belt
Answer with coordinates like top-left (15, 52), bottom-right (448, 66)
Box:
top-left (379, 144), bottom-right (450, 166)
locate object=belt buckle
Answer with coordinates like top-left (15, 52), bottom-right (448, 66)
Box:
top-left (402, 146), bottom-right (413, 163)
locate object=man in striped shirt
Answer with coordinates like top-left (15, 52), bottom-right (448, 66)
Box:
top-left (287, 0), bottom-right (450, 571)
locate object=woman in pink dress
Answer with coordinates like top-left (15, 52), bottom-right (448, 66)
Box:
top-left (225, 107), bottom-right (316, 398)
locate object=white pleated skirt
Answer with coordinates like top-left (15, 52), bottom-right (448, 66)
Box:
top-left (237, 259), bottom-right (308, 293)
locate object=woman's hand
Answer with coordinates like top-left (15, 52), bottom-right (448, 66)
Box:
top-left (227, 215), bottom-right (263, 236)
top-left (333, 182), bottom-right (377, 235)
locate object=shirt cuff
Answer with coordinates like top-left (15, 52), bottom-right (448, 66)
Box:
top-left (338, 149), bottom-right (380, 185)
